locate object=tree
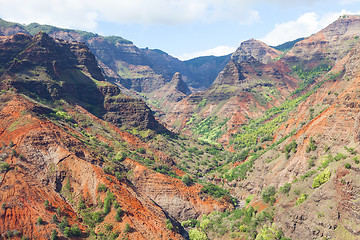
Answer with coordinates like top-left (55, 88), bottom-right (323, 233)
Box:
top-left (181, 174), bottom-right (194, 186)
top-left (262, 186), bottom-right (276, 203)
top-left (37, 217), bottom-right (43, 225)
top-left (50, 229), bottom-right (58, 240)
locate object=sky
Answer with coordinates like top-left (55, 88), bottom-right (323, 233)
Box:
top-left (1, 0), bottom-right (360, 60)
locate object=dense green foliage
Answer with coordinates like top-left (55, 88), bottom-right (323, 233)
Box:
top-left (262, 186), bottom-right (276, 204)
top-left (312, 169), bottom-right (331, 188)
top-left (181, 174), bottom-right (194, 186)
top-left (306, 137), bottom-right (317, 153)
top-left (201, 183), bottom-right (232, 200)
top-left (189, 228), bottom-right (209, 240)
top-left (296, 194), bottom-right (308, 206)
top-left (255, 225), bottom-right (291, 240)
top-left (279, 183), bottom-right (291, 194)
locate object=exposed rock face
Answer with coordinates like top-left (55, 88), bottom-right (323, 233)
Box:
top-left (171, 72), bottom-right (192, 96)
top-left (0, 19), bottom-right (231, 94)
top-left (0, 94), bottom-right (184, 240)
top-left (146, 72), bottom-right (192, 114)
top-left (212, 60), bottom-right (246, 86)
top-left (125, 159), bottom-right (232, 222)
top-left (0, 32), bottom-right (166, 132)
top-left (185, 55), bottom-right (231, 90)
top-left (231, 38), bottom-right (282, 64)
top-left (284, 15), bottom-right (360, 68)
top-left (234, 40), bottom-right (360, 240)
top-left (162, 39), bottom-right (297, 141)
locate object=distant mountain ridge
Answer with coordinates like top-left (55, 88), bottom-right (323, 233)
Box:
top-left (0, 18), bottom-right (229, 93)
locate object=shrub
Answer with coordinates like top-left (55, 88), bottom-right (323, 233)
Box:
top-left (201, 183), bottom-right (231, 200)
top-left (91, 212), bottom-right (103, 223)
top-left (307, 156), bottom-right (316, 168)
top-left (137, 148), bottom-right (146, 154)
top-left (44, 200), bottom-right (49, 209)
top-left (78, 198), bottom-right (86, 210)
top-left (262, 186), bottom-right (276, 203)
top-left (344, 163), bottom-right (351, 169)
top-left (103, 191), bottom-right (115, 215)
top-left (279, 183), bottom-right (291, 194)
top-left (70, 226), bottom-right (81, 237)
top-left (181, 174), bottom-right (194, 186)
top-left (115, 208), bottom-right (124, 222)
top-left (63, 227), bottom-right (71, 238)
top-left (334, 153), bottom-right (346, 161)
top-left (105, 224), bottom-right (114, 232)
top-left (37, 217), bottom-right (43, 225)
top-left (306, 137), bottom-right (317, 153)
top-left (165, 219), bottom-right (173, 230)
top-left (285, 140), bottom-right (297, 153)
top-left (239, 225), bottom-right (247, 232)
top-left (300, 170), bottom-right (316, 180)
top-left (52, 214), bottom-right (58, 223)
top-left (97, 183), bottom-right (107, 192)
top-left (123, 223), bottom-right (131, 233)
top-left (182, 219), bottom-right (199, 228)
top-left (296, 194), bottom-right (308, 205)
top-left (344, 146), bottom-right (357, 155)
top-left (113, 201), bottom-right (120, 209)
top-left (59, 217), bottom-right (69, 231)
top-left (0, 162), bottom-right (10, 172)
top-left (50, 229), bottom-right (58, 240)
top-left (312, 169), bottom-right (331, 188)
top-left (188, 228), bottom-right (208, 240)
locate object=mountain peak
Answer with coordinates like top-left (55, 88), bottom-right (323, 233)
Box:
top-left (170, 72), bottom-right (191, 95)
top-left (232, 38), bottom-right (281, 64)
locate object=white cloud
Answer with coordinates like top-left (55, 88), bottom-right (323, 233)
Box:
top-left (341, 0), bottom-right (360, 4)
top-left (0, 0), bottom-right (260, 30)
top-left (178, 45), bottom-right (237, 60)
top-left (261, 10), bottom-right (360, 46)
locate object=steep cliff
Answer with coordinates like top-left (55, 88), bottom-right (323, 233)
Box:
top-left (162, 39), bottom-right (297, 143)
top-left (0, 32), bottom-right (166, 132)
top-left (0, 32), bottom-right (231, 239)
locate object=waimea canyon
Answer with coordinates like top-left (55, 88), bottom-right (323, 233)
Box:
top-left (0, 15), bottom-right (360, 240)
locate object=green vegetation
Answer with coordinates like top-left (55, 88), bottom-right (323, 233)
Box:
top-left (344, 146), bottom-right (357, 155)
top-left (36, 217), bottom-right (43, 225)
top-left (223, 156), bottom-right (254, 181)
top-left (165, 219), bottom-right (174, 230)
top-left (262, 186), bottom-right (276, 205)
top-left (291, 64), bottom-right (331, 97)
top-left (189, 228), bottom-right (209, 240)
top-left (300, 171), bottom-right (317, 180)
top-left (123, 223), bottom-right (131, 233)
top-left (115, 208), bottom-right (124, 222)
top-left (97, 183), bottom-right (108, 193)
top-left (44, 200), bottom-right (50, 209)
top-left (190, 207), bottom-right (279, 239)
top-left (306, 137), bottom-right (317, 153)
top-left (285, 140), bottom-right (297, 159)
top-left (279, 183), bottom-right (291, 194)
top-left (191, 116), bottom-right (229, 142)
top-left (0, 162), bottom-right (10, 172)
top-left (182, 219), bottom-right (199, 228)
top-left (312, 169), bottom-right (331, 188)
top-left (181, 174), bottom-right (194, 186)
top-left (201, 183), bottom-right (231, 199)
top-left (255, 225), bottom-right (291, 240)
top-left (50, 229), bottom-right (58, 240)
top-left (103, 191), bottom-right (115, 215)
top-left (296, 194), bottom-right (308, 206)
